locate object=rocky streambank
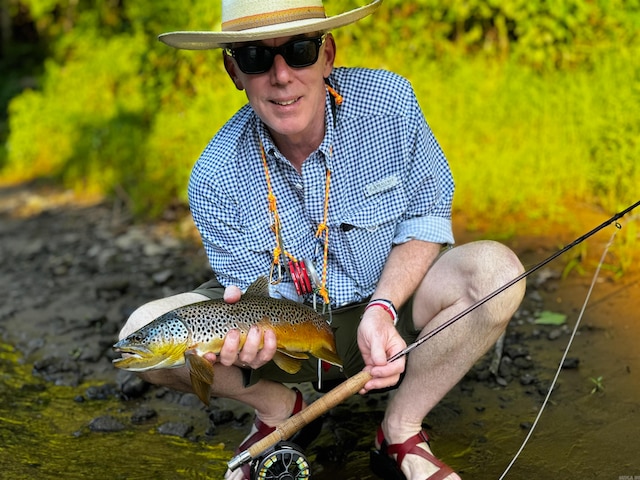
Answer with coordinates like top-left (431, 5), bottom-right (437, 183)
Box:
top-left (1, 182), bottom-right (636, 479)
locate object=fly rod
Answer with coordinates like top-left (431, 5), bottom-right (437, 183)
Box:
top-left (228, 199), bottom-right (640, 472)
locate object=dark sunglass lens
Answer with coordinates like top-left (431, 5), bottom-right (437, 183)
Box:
top-left (236, 46), bottom-right (272, 74)
top-left (285, 39), bottom-right (319, 67)
top-left (232, 37), bottom-right (322, 74)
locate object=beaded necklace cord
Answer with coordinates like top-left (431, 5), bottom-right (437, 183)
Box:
top-left (260, 84), bottom-right (342, 307)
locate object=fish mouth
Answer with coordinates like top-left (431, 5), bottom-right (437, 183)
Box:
top-left (112, 342), bottom-right (153, 366)
top-left (111, 347), bottom-right (156, 371)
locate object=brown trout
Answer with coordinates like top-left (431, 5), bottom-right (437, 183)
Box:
top-left (113, 277), bottom-right (342, 404)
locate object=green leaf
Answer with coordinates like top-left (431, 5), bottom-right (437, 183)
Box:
top-left (534, 310), bottom-right (567, 325)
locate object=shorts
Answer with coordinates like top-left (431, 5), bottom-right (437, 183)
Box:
top-left (193, 278), bottom-right (421, 390)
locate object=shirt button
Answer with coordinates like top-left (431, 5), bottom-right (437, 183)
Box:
top-left (294, 183), bottom-right (303, 190)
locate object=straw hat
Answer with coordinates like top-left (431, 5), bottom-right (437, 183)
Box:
top-left (159, 0), bottom-right (381, 50)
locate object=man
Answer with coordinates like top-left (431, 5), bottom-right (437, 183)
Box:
top-left (120, 1), bottom-right (526, 479)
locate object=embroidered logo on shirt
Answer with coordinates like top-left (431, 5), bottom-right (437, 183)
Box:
top-left (365, 175), bottom-right (399, 197)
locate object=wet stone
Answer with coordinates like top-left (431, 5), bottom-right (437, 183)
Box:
top-left (158, 422), bottom-right (193, 438)
top-left (131, 406), bottom-right (157, 424)
top-left (519, 373), bottom-right (536, 386)
top-left (117, 371), bottom-right (150, 399)
top-left (209, 409), bottom-right (235, 426)
top-left (89, 415), bottom-right (126, 432)
top-left (152, 269), bottom-right (173, 285)
top-left (85, 383), bottom-right (118, 401)
top-left (498, 356), bottom-right (514, 379)
top-left (513, 356), bottom-right (534, 369)
top-left (547, 328), bottom-right (563, 341)
top-left (562, 357), bottom-right (580, 369)
top-left (495, 377), bottom-right (509, 387)
top-left (179, 393), bottom-right (203, 408)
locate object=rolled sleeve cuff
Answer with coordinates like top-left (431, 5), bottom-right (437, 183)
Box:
top-left (394, 216), bottom-right (455, 246)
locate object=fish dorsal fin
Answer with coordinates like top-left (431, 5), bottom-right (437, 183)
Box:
top-left (244, 276), bottom-right (270, 297)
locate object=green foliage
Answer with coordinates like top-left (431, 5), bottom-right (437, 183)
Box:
top-left (2, 0), bottom-right (640, 231)
top-left (329, 0), bottom-right (640, 69)
top-left (589, 375), bottom-right (605, 394)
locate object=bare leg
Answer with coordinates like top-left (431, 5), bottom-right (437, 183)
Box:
top-left (380, 241), bottom-right (526, 480)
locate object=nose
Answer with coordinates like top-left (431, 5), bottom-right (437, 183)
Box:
top-left (270, 53), bottom-right (293, 84)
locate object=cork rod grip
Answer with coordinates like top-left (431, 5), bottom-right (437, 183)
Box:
top-left (243, 370), bottom-right (372, 463)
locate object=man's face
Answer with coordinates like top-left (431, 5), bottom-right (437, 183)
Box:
top-left (224, 34), bottom-right (336, 144)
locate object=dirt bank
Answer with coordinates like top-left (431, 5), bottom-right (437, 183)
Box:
top-left (1, 181), bottom-right (638, 479)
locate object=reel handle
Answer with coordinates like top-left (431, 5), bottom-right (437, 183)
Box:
top-left (228, 370), bottom-right (372, 472)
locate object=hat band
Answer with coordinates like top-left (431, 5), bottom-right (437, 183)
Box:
top-left (222, 7), bottom-right (326, 32)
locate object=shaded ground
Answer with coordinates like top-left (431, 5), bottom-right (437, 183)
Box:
top-left (1, 181), bottom-right (638, 479)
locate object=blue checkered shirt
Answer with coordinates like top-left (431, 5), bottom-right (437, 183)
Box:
top-left (189, 67), bottom-right (455, 307)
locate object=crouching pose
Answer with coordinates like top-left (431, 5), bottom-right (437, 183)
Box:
top-left (119, 1), bottom-right (526, 478)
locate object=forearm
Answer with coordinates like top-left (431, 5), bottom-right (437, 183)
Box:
top-left (371, 240), bottom-right (442, 310)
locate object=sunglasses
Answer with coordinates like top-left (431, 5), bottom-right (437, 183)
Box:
top-left (225, 35), bottom-right (326, 75)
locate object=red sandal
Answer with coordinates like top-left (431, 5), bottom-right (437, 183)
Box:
top-left (232, 388), bottom-right (323, 479)
top-left (370, 425), bottom-right (456, 480)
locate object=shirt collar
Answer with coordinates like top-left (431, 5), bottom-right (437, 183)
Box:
top-left (252, 89), bottom-right (337, 170)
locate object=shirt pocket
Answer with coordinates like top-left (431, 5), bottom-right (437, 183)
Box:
top-left (336, 186), bottom-right (409, 288)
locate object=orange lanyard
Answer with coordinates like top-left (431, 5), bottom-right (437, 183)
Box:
top-left (260, 84), bottom-right (342, 306)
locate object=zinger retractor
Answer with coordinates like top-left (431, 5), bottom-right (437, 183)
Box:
top-left (250, 441), bottom-right (310, 480)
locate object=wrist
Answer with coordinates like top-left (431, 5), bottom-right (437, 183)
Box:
top-left (365, 298), bottom-right (398, 326)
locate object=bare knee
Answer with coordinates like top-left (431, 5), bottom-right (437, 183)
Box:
top-left (464, 240), bottom-right (526, 324)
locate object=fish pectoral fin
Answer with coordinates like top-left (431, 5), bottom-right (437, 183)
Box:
top-left (314, 347), bottom-right (343, 368)
top-left (276, 349), bottom-right (309, 360)
top-left (185, 351), bottom-right (214, 406)
top-left (272, 351), bottom-right (304, 374)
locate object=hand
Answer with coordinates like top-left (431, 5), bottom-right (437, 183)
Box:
top-left (203, 285), bottom-right (278, 369)
top-left (357, 307), bottom-right (407, 393)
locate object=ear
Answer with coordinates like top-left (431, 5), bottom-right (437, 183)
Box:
top-left (223, 51), bottom-right (244, 91)
top-left (321, 33), bottom-right (336, 78)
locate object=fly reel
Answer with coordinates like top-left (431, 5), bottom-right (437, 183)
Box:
top-left (250, 441), bottom-right (311, 480)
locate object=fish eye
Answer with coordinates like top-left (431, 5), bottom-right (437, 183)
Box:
top-left (131, 333), bottom-right (144, 343)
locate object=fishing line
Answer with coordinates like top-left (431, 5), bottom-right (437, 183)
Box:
top-left (229, 200), bottom-right (640, 473)
top-left (387, 199), bottom-right (640, 363)
top-left (498, 225), bottom-right (619, 479)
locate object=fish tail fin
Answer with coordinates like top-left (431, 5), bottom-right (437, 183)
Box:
top-left (185, 351), bottom-right (214, 406)
top-left (314, 347), bottom-right (343, 368)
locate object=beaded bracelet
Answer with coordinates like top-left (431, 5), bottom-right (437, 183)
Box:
top-left (365, 298), bottom-right (398, 326)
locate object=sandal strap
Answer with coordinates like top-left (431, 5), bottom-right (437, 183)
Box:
top-left (376, 426), bottom-right (456, 480)
top-left (386, 430), bottom-right (430, 466)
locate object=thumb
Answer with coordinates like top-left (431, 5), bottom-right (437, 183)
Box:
top-left (223, 285), bottom-right (242, 304)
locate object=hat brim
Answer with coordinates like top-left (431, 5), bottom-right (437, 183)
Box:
top-left (158, 0), bottom-right (381, 50)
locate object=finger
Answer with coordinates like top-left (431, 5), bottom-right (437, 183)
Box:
top-left (237, 325), bottom-right (261, 364)
top-left (219, 329), bottom-right (241, 366)
top-left (370, 357), bottom-right (405, 380)
top-left (257, 328), bottom-right (277, 363)
top-left (223, 285), bottom-right (242, 304)
top-left (203, 352), bottom-right (217, 363)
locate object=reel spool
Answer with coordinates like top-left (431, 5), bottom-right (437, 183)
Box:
top-left (250, 441), bottom-right (311, 480)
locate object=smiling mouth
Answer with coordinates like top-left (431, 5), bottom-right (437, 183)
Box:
top-left (272, 97), bottom-right (300, 106)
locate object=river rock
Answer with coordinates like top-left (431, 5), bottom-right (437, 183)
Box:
top-left (158, 421), bottom-right (193, 438)
top-left (89, 415), bottom-right (126, 432)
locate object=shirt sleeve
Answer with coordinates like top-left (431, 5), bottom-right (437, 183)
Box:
top-left (394, 90), bottom-right (455, 246)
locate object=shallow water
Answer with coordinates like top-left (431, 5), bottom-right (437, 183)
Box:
top-left (0, 343), bottom-right (229, 479)
top-left (2, 272), bottom-right (639, 479)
